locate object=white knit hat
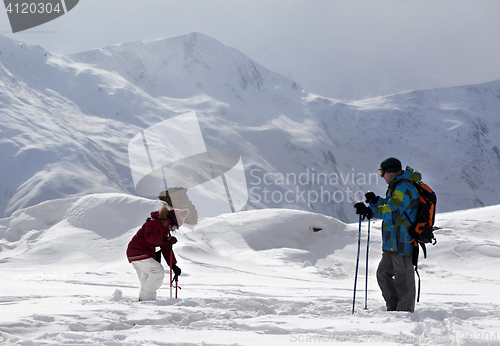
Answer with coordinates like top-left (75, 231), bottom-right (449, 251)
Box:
top-left (173, 209), bottom-right (189, 227)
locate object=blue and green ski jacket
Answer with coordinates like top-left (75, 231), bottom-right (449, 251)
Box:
top-left (369, 166), bottom-right (421, 256)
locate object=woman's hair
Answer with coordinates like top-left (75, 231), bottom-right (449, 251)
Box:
top-left (158, 204), bottom-right (171, 219)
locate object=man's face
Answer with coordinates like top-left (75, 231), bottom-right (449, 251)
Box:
top-left (379, 168), bottom-right (396, 184)
top-left (383, 171), bottom-right (396, 184)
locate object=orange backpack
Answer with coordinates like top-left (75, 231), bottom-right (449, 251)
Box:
top-left (399, 179), bottom-right (437, 302)
top-left (401, 180), bottom-right (437, 260)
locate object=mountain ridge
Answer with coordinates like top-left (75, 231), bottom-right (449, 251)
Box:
top-left (1, 32), bottom-right (499, 221)
top-left (68, 32), bottom-right (304, 117)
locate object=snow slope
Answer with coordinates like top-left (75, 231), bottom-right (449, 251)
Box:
top-left (1, 194), bottom-right (500, 345)
top-left (1, 32), bottom-right (500, 224)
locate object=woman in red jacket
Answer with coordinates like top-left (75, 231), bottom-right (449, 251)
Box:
top-left (127, 205), bottom-right (189, 301)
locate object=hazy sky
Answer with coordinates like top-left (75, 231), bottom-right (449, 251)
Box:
top-left (2, 0), bottom-right (500, 100)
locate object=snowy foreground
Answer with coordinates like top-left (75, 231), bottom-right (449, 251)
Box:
top-left (1, 194), bottom-right (500, 345)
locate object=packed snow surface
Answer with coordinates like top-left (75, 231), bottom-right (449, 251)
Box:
top-left (1, 193), bottom-right (500, 345)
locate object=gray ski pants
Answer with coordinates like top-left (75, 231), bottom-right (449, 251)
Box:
top-left (376, 251), bottom-right (415, 312)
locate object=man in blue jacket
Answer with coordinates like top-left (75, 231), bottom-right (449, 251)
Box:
top-left (355, 157), bottom-right (420, 312)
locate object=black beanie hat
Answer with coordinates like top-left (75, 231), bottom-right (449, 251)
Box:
top-left (380, 157), bottom-right (402, 173)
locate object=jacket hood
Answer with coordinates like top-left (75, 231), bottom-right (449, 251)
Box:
top-left (150, 210), bottom-right (160, 219)
top-left (396, 166), bottom-right (422, 183)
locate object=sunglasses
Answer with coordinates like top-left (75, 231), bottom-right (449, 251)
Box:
top-left (378, 168), bottom-right (385, 177)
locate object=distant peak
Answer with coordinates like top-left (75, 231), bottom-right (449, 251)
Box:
top-left (101, 31), bottom-right (227, 52)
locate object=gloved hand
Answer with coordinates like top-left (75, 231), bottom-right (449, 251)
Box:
top-left (365, 191), bottom-right (380, 204)
top-left (354, 202), bottom-right (373, 220)
top-left (163, 235), bottom-right (177, 245)
top-left (172, 264), bottom-right (181, 278)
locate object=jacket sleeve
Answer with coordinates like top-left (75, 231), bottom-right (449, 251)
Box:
top-left (143, 220), bottom-right (167, 246)
top-left (370, 185), bottom-right (409, 220)
top-left (370, 195), bottom-right (386, 207)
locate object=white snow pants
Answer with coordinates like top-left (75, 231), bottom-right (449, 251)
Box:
top-left (131, 257), bottom-right (165, 301)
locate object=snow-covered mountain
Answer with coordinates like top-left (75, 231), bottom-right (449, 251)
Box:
top-left (1, 32), bottom-right (499, 222)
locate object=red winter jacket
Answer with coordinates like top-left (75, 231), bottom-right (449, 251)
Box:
top-left (126, 210), bottom-right (177, 267)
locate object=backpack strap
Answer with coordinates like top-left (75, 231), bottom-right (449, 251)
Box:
top-left (412, 241), bottom-right (422, 302)
top-left (420, 243), bottom-right (427, 259)
top-left (415, 267), bottom-right (421, 303)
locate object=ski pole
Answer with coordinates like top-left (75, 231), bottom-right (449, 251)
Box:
top-left (171, 275), bottom-right (181, 298)
top-left (352, 214), bottom-right (362, 314)
top-left (169, 250), bottom-right (173, 299)
top-left (364, 220), bottom-right (371, 310)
